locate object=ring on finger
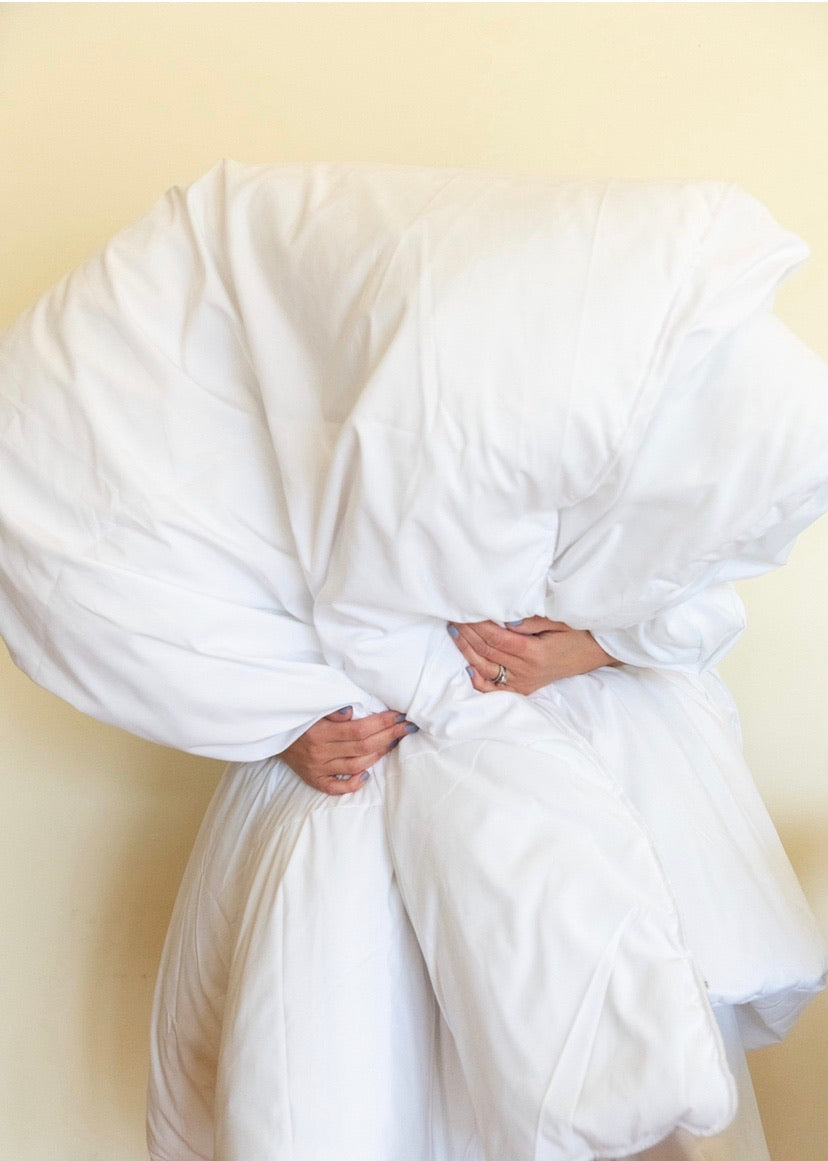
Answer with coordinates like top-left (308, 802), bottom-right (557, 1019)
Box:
top-left (334, 773), bottom-right (351, 781)
top-left (493, 663), bottom-right (508, 686)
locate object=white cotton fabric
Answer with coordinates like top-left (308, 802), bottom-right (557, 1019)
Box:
top-left (148, 667), bottom-right (793, 1161)
top-left (2, 160), bottom-right (828, 1159)
top-left (2, 161), bottom-right (827, 752)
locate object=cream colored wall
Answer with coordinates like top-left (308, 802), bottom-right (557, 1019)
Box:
top-left (1, 4), bottom-right (826, 1158)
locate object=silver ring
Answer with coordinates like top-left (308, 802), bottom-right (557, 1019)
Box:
top-left (494, 664), bottom-right (508, 686)
top-left (334, 773), bottom-right (351, 781)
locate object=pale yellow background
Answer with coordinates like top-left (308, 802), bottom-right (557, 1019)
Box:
top-left (1, 4), bottom-right (826, 1159)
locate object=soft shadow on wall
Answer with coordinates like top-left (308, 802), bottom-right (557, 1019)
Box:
top-left (0, 648), bottom-right (222, 1150)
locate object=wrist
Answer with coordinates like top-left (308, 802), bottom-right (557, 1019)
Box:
top-left (587, 631), bottom-right (621, 668)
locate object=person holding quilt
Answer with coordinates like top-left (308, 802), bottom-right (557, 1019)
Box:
top-left (1, 160), bottom-right (827, 1160)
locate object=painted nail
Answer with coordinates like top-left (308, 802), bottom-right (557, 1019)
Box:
top-left (506, 620), bottom-right (524, 627)
top-left (465, 666), bottom-right (476, 678)
top-left (447, 623), bottom-right (460, 638)
top-left (337, 705), bottom-right (352, 713)
top-left (389, 738), bottom-right (401, 750)
top-left (395, 713), bottom-right (407, 723)
top-left (405, 722), bottom-right (420, 734)
top-left (360, 771), bottom-right (371, 782)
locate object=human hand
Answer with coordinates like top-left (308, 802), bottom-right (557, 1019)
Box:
top-left (447, 617), bottom-right (621, 696)
top-left (279, 707), bottom-right (419, 795)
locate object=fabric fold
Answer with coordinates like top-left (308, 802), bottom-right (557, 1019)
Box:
top-left (384, 708), bottom-right (737, 1159)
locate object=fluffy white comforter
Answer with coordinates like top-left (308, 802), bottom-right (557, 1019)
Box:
top-left (2, 160), bottom-right (827, 1159)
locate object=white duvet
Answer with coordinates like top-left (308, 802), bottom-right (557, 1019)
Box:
top-left (1, 160), bottom-right (827, 1160)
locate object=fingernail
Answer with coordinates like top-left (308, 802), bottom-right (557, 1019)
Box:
top-left (389, 738), bottom-right (401, 750)
top-left (506, 620), bottom-right (523, 627)
top-left (446, 624), bottom-right (460, 638)
top-left (465, 666), bottom-right (476, 678)
top-left (395, 713), bottom-right (406, 722)
top-left (405, 722), bottom-right (420, 734)
top-left (360, 771), bottom-right (371, 782)
top-left (337, 705), bottom-right (352, 713)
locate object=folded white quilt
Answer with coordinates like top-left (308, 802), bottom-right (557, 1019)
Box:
top-left (2, 160), bottom-right (827, 1159)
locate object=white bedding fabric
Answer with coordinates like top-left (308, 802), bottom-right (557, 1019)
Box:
top-left (149, 668), bottom-right (786, 1161)
top-left (1, 161), bottom-right (828, 1158)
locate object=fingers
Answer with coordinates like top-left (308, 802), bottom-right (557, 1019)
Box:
top-left (298, 740), bottom-right (398, 797)
top-left (448, 625), bottom-right (511, 694)
top-left (318, 726), bottom-right (413, 794)
top-left (325, 751), bottom-right (390, 778)
top-left (448, 628), bottom-right (501, 683)
top-left (324, 705), bottom-right (354, 722)
top-left (324, 775), bottom-right (368, 796)
top-left (447, 619), bottom-right (569, 697)
top-left (293, 708), bottom-right (420, 796)
top-left (302, 769), bottom-right (368, 797)
top-left (321, 708), bottom-right (414, 748)
top-left (464, 664), bottom-right (499, 695)
top-left (456, 621), bottom-right (532, 662)
top-left (321, 749), bottom-right (388, 795)
top-left (447, 622), bottom-right (531, 686)
top-left (505, 616), bottom-right (570, 635)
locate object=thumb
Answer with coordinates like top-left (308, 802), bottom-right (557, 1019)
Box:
top-left (325, 705), bottom-right (354, 722)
